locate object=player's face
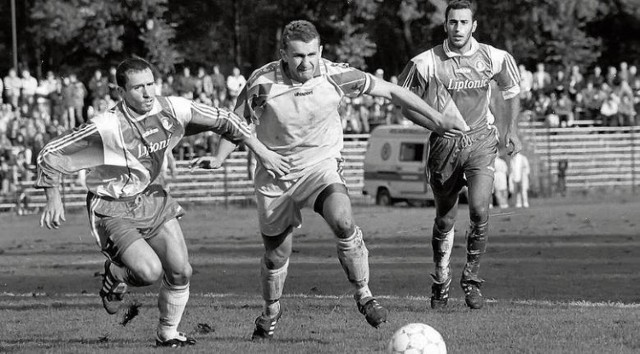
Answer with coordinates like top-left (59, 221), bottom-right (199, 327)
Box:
top-left (119, 68), bottom-right (156, 115)
top-left (444, 8), bottom-right (476, 52)
top-left (280, 38), bottom-right (322, 83)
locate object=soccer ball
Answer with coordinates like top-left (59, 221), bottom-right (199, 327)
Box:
top-left (387, 323), bottom-right (447, 354)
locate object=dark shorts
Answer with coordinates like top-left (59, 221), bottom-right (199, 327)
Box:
top-left (86, 184), bottom-right (185, 264)
top-left (428, 125), bottom-right (498, 196)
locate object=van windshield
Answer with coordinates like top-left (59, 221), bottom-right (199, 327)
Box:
top-left (399, 143), bottom-right (425, 162)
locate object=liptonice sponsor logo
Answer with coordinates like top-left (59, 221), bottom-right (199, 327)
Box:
top-left (447, 78), bottom-right (489, 91)
top-left (294, 90), bottom-right (313, 97)
top-left (137, 135), bottom-right (172, 158)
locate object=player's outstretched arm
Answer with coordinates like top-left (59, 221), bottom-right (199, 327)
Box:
top-left (368, 77), bottom-right (470, 134)
top-left (190, 138), bottom-right (237, 171)
top-left (503, 97), bottom-right (522, 156)
top-left (40, 187), bottom-right (66, 229)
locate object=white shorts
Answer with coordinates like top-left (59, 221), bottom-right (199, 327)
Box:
top-left (254, 158), bottom-right (346, 236)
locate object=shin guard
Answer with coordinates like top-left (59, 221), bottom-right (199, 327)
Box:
top-left (462, 221), bottom-right (488, 284)
top-left (336, 226), bottom-right (370, 289)
top-left (261, 258), bottom-right (289, 303)
top-left (431, 225), bottom-right (455, 283)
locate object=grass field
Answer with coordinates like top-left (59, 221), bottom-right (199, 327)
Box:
top-left (1, 194), bottom-right (639, 353)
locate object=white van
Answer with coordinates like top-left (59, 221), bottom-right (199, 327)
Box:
top-left (362, 125), bottom-right (433, 206)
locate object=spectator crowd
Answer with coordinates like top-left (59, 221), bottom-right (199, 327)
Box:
top-left (1, 60), bottom-right (639, 204)
top-left (519, 62), bottom-right (640, 128)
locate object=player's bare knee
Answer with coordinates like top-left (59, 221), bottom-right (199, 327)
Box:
top-left (333, 218), bottom-right (355, 239)
top-left (264, 253), bottom-right (289, 269)
top-left (469, 205), bottom-right (490, 224)
top-left (165, 263), bottom-right (192, 286)
top-left (134, 261), bottom-right (163, 285)
top-left (434, 215), bottom-right (455, 233)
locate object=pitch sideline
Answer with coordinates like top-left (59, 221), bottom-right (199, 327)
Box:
top-left (1, 291), bottom-right (639, 308)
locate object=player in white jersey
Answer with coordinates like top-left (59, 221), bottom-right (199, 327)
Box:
top-left (36, 58), bottom-right (289, 347)
top-left (193, 20), bottom-right (469, 340)
top-left (398, 0), bottom-right (522, 310)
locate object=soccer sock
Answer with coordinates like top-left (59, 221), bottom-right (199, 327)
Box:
top-left (157, 275), bottom-right (190, 340)
top-left (432, 225), bottom-right (455, 282)
top-left (336, 226), bottom-right (371, 302)
top-left (462, 221), bottom-right (488, 283)
top-left (261, 258), bottom-right (288, 317)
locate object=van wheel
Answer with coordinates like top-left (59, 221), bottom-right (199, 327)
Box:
top-left (376, 189), bottom-right (393, 206)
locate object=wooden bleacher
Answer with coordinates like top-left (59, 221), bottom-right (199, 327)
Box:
top-left (0, 136), bottom-right (370, 212)
top-left (3, 126), bottom-right (640, 212)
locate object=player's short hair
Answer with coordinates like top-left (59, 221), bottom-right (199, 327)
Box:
top-left (445, 0), bottom-right (476, 22)
top-left (281, 20), bottom-right (321, 50)
top-left (116, 58), bottom-right (154, 88)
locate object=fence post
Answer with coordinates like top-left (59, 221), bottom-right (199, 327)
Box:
top-left (631, 126), bottom-right (636, 194)
top-left (223, 159), bottom-right (229, 209)
top-left (546, 125), bottom-right (553, 197)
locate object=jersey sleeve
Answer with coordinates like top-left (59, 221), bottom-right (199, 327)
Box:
top-left (35, 122), bottom-right (105, 188)
top-left (490, 48), bottom-right (521, 100)
top-left (167, 96), bottom-right (251, 144)
top-left (326, 63), bottom-right (374, 98)
top-left (397, 58), bottom-right (430, 98)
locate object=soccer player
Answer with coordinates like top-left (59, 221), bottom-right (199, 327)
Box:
top-left (398, 0), bottom-right (522, 310)
top-left (193, 20), bottom-right (469, 339)
top-left (36, 58), bottom-right (289, 347)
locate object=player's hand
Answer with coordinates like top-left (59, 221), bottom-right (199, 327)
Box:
top-left (504, 129), bottom-right (522, 156)
top-left (40, 197), bottom-right (66, 230)
top-left (255, 150), bottom-right (291, 178)
top-left (442, 99), bottom-right (470, 134)
top-left (189, 156), bottom-right (224, 171)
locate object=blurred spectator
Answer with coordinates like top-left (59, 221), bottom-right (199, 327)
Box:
top-left (568, 65), bottom-right (584, 98)
top-left (64, 74), bottom-right (87, 128)
top-left (161, 75), bottom-right (176, 96)
top-left (509, 152), bottom-right (530, 208)
top-left (618, 62), bottom-right (629, 83)
top-left (211, 64), bottom-right (226, 103)
top-left (0, 74), bottom-right (3, 104)
top-left (107, 66), bottom-right (119, 100)
top-left (605, 66), bottom-right (617, 86)
top-left (226, 67), bottom-right (246, 102)
top-left (544, 92), bottom-right (560, 127)
top-left (554, 91), bottom-right (574, 127)
top-left (20, 69), bottom-right (38, 107)
top-left (551, 69), bottom-right (568, 93)
top-left (532, 63), bottom-right (551, 94)
top-left (0, 156), bottom-right (9, 195)
top-left (175, 66), bottom-right (197, 97)
top-left (587, 65), bottom-right (605, 87)
top-left (88, 69), bottom-right (109, 110)
top-left (618, 94), bottom-right (636, 126)
top-left (600, 91), bottom-right (620, 127)
top-left (628, 65), bottom-right (637, 84)
top-left (493, 154), bottom-right (509, 208)
top-left (519, 64), bottom-right (533, 104)
top-left (4, 68), bottom-right (22, 109)
top-left (578, 81), bottom-right (604, 121)
top-left (196, 67), bottom-right (213, 97)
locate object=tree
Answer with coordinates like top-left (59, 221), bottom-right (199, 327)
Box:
top-left (29, 0), bottom-right (180, 76)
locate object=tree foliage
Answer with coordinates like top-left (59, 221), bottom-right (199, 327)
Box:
top-left (0, 0), bottom-right (637, 79)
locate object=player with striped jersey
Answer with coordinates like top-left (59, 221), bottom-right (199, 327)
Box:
top-left (36, 58), bottom-right (289, 347)
top-left (193, 20), bottom-right (469, 340)
top-left (398, 0), bottom-right (522, 310)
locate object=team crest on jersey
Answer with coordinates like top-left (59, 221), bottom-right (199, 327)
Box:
top-left (161, 117), bottom-right (173, 130)
top-left (475, 60), bottom-right (486, 71)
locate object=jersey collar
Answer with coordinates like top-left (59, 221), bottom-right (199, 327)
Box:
top-left (443, 37), bottom-right (480, 58)
top-left (120, 98), bottom-right (160, 122)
